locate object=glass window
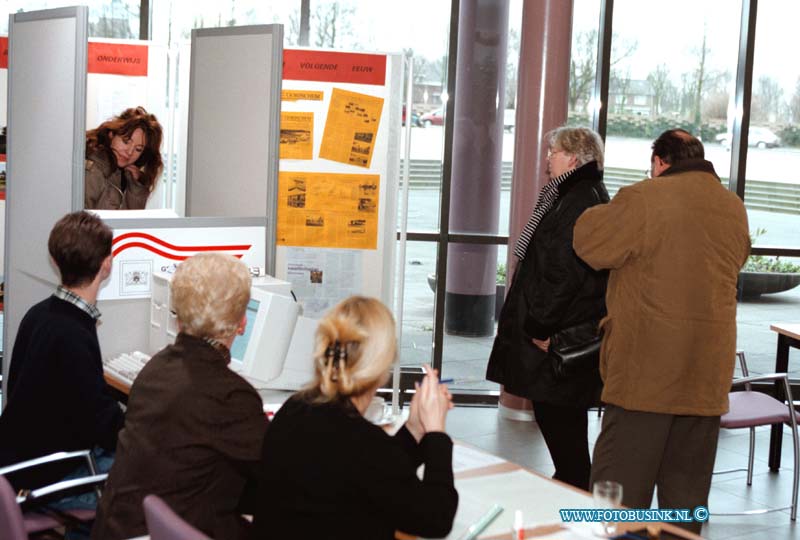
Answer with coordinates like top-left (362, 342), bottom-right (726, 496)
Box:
top-left (568, 0), bottom-right (601, 128)
top-left (604, 0), bottom-right (741, 198)
top-left (396, 241), bottom-right (437, 367)
top-left (2, 1), bottom-right (141, 38)
top-left (737, 1), bottom-right (800, 378)
top-left (439, 242), bottom-right (504, 392)
top-left (744, 0), bottom-right (800, 251)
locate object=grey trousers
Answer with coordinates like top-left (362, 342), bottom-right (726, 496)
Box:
top-left (590, 404), bottom-right (720, 535)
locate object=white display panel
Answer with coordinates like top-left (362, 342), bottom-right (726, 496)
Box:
top-left (186, 25), bottom-right (283, 225)
top-left (3, 7), bottom-right (88, 401)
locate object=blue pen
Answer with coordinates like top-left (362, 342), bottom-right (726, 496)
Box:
top-left (439, 377), bottom-right (454, 384)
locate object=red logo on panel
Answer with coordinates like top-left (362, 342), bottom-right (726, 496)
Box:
top-left (112, 232), bottom-right (251, 261)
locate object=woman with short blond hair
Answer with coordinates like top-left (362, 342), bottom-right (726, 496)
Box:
top-left (92, 253), bottom-right (268, 540)
top-left (254, 296), bottom-right (458, 540)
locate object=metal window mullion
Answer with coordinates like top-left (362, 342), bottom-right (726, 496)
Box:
top-left (432, 0), bottom-right (461, 375)
top-left (729, 0), bottom-right (758, 200)
top-left (591, 0), bottom-right (613, 141)
top-left (139, 0), bottom-right (150, 40)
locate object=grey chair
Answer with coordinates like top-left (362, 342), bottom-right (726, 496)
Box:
top-left (713, 351), bottom-right (800, 520)
top-left (0, 450), bottom-right (108, 536)
top-left (143, 494), bottom-right (211, 540)
top-left (0, 475), bottom-right (27, 540)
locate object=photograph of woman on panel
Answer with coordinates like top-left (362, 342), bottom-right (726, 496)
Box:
top-left (91, 253), bottom-right (268, 540)
top-left (486, 127), bottom-right (610, 490)
top-left (84, 106), bottom-right (163, 210)
top-left (253, 296), bottom-right (458, 540)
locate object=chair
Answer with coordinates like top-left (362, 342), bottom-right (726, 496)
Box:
top-left (714, 351), bottom-right (800, 520)
top-left (0, 450), bottom-right (108, 537)
top-left (143, 494), bottom-right (211, 540)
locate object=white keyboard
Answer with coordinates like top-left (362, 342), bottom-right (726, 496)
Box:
top-left (103, 350), bottom-right (151, 387)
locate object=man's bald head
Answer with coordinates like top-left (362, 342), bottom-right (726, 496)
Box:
top-left (651, 129), bottom-right (705, 166)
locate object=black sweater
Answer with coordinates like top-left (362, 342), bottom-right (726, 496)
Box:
top-left (0, 296), bottom-right (124, 485)
top-left (253, 395), bottom-right (458, 540)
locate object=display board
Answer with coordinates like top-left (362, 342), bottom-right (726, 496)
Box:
top-left (2, 6), bottom-right (88, 401)
top-left (276, 49), bottom-right (403, 317)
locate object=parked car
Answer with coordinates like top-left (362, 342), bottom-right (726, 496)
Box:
top-left (420, 108), bottom-right (444, 127)
top-left (716, 127), bottom-right (781, 149)
top-left (401, 105), bottom-right (421, 127)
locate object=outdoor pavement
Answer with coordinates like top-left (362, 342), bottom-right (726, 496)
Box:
top-left (397, 126), bottom-right (800, 390)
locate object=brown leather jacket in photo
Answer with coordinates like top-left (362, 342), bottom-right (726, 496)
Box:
top-left (84, 150), bottom-right (150, 210)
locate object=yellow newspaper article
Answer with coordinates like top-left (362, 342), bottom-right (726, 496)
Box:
top-left (319, 88), bottom-right (384, 168)
top-left (277, 171), bottom-right (381, 249)
top-left (280, 112), bottom-right (314, 160)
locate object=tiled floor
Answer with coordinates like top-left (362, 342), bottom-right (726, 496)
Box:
top-left (446, 406), bottom-right (800, 539)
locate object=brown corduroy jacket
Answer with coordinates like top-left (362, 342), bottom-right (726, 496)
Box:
top-left (91, 334), bottom-right (268, 540)
top-left (574, 159), bottom-right (750, 416)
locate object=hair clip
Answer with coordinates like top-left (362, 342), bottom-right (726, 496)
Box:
top-left (325, 340), bottom-right (348, 365)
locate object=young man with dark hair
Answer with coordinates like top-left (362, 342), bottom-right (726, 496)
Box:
top-left (0, 211), bottom-right (124, 487)
top-left (573, 130), bottom-right (750, 534)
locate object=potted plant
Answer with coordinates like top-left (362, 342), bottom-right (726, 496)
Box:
top-left (427, 263), bottom-right (508, 321)
top-left (738, 228), bottom-right (800, 300)
top-left (495, 263), bottom-right (507, 321)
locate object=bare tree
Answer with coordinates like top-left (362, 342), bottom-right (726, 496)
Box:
top-left (753, 75), bottom-right (784, 123)
top-left (89, 0), bottom-right (136, 39)
top-left (791, 77), bottom-right (800, 124)
top-left (691, 30), bottom-right (708, 127)
top-left (313, 1), bottom-right (355, 48)
top-left (505, 28), bottom-right (520, 109)
top-left (569, 30), bottom-right (598, 112)
top-left (647, 64), bottom-right (672, 115)
top-left (569, 30), bottom-right (638, 113)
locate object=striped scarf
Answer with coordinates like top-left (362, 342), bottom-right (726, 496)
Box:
top-left (513, 167), bottom-right (577, 259)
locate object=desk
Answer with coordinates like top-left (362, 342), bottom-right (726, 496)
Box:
top-left (768, 323), bottom-right (800, 471)
top-left (441, 443), bottom-right (703, 540)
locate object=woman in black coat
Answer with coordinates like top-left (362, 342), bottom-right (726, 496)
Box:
top-left (487, 127), bottom-right (609, 490)
top-left (253, 296), bottom-right (458, 540)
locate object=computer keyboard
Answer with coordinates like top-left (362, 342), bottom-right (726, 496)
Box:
top-left (103, 350), bottom-right (151, 387)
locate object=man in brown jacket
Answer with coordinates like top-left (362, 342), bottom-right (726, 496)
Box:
top-left (573, 129), bottom-right (750, 533)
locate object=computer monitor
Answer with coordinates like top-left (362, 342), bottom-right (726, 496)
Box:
top-left (228, 287), bottom-right (300, 385)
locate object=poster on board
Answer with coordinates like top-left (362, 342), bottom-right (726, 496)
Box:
top-left (276, 48), bottom-right (401, 317)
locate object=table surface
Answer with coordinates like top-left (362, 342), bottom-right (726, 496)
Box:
top-left (771, 323), bottom-right (800, 341)
top-left (108, 374), bottom-right (703, 540)
top-left (440, 442), bottom-right (704, 540)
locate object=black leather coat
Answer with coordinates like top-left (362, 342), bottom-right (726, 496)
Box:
top-left (487, 161), bottom-right (609, 408)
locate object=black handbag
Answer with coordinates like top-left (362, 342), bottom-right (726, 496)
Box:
top-left (549, 320), bottom-right (602, 380)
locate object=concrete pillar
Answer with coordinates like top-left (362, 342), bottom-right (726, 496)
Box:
top-left (445, 0), bottom-right (510, 337)
top-left (498, 0), bottom-right (573, 420)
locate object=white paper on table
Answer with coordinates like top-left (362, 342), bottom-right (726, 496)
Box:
top-left (452, 444), bottom-right (507, 474)
top-left (439, 469), bottom-right (593, 539)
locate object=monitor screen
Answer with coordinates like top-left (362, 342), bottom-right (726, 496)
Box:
top-left (228, 288), bottom-right (300, 385)
top-left (230, 298), bottom-right (260, 367)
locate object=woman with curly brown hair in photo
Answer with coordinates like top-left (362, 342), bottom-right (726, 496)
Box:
top-left (85, 106), bottom-right (163, 210)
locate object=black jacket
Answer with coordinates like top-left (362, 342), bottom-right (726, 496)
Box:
top-left (487, 161), bottom-right (609, 407)
top-left (253, 395), bottom-right (458, 540)
top-left (0, 296), bottom-right (124, 487)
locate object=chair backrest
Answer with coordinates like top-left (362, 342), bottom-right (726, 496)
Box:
top-left (0, 475), bottom-right (28, 540)
top-left (143, 494), bottom-right (211, 540)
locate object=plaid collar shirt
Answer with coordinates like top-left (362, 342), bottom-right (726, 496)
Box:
top-left (54, 285), bottom-right (102, 320)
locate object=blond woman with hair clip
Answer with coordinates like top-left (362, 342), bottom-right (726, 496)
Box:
top-left (253, 296), bottom-right (458, 540)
